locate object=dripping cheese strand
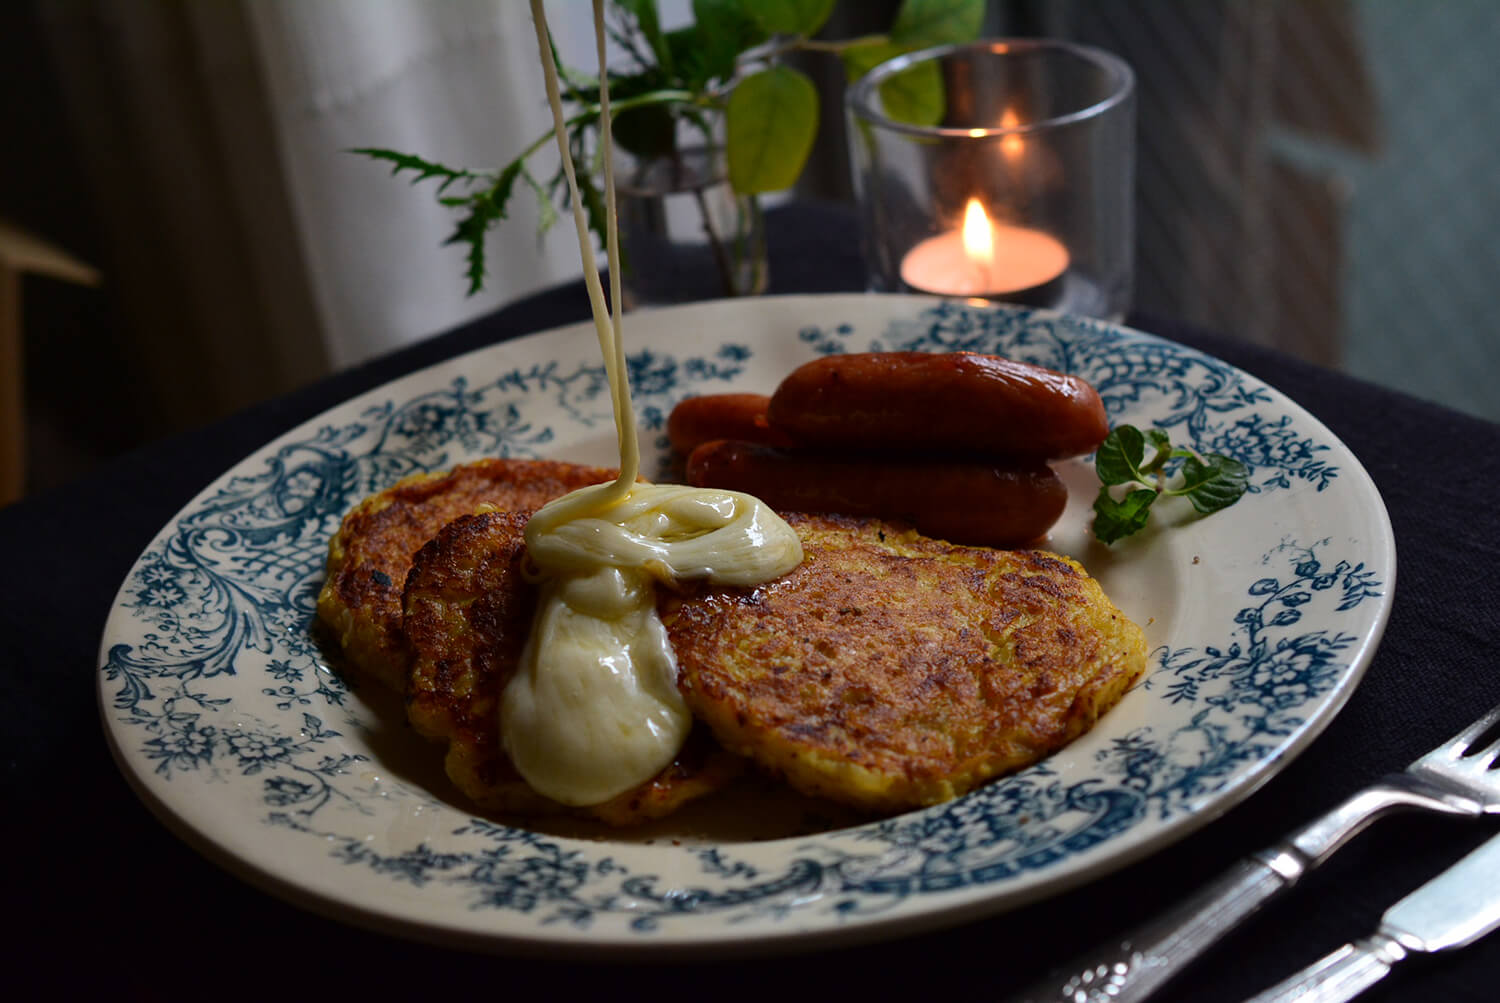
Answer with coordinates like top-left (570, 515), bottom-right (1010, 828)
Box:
top-left (594, 1), bottom-right (636, 495)
top-left (503, 1), bottom-right (801, 807)
top-left (526, 0), bottom-right (638, 509)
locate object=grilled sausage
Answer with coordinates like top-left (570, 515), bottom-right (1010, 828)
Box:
top-left (667, 393), bottom-right (794, 454)
top-left (767, 352), bottom-right (1108, 461)
top-left (686, 439), bottom-right (1067, 548)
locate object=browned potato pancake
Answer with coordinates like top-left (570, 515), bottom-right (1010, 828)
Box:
top-left (403, 510), bottom-right (742, 825)
top-left (317, 457), bottom-right (614, 691)
top-left (659, 513), bottom-right (1147, 813)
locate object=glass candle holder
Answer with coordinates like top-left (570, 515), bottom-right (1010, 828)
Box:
top-left (846, 39), bottom-right (1135, 320)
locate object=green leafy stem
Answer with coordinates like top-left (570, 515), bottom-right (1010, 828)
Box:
top-left (351, 0), bottom-right (984, 295)
top-left (1092, 425), bottom-right (1250, 544)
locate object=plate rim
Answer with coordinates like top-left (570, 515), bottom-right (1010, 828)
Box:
top-left (97, 293), bottom-right (1397, 957)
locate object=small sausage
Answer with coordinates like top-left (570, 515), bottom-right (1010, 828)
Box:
top-left (686, 440), bottom-right (1067, 548)
top-left (667, 393), bottom-right (795, 454)
top-left (767, 351), bottom-right (1108, 461)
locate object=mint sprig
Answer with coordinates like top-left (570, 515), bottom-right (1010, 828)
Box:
top-left (1092, 425), bottom-right (1249, 544)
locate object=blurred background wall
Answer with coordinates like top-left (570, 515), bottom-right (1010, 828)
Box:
top-left (3, 0), bottom-right (1497, 501)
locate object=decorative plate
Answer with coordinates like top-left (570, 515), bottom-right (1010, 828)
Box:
top-left (98, 295), bottom-right (1394, 957)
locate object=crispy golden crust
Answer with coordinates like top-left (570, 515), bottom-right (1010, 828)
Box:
top-left (402, 510), bottom-right (741, 825)
top-left (316, 458), bottom-right (614, 691)
top-left (659, 513), bottom-right (1147, 813)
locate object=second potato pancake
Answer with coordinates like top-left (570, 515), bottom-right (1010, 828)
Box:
top-left (659, 513), bottom-right (1147, 813)
top-left (317, 457), bottom-right (615, 692)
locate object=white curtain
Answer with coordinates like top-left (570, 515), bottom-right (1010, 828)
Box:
top-left (243, 0), bottom-right (589, 370)
top-left (41, 0), bottom-right (620, 434)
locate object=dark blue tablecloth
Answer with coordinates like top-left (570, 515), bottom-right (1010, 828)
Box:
top-left (3, 204), bottom-right (1497, 1000)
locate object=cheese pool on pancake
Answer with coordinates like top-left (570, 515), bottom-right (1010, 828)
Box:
top-left (316, 457), bottom-right (614, 691)
top-left (503, 483), bottom-right (802, 805)
top-left (659, 513), bottom-right (1148, 813)
top-left (402, 509), bottom-right (743, 825)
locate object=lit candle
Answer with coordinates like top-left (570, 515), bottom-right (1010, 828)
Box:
top-left (899, 198), bottom-right (1069, 302)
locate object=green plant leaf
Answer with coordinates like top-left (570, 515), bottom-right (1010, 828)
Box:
top-left (441, 160), bottom-right (523, 295)
top-left (1094, 424), bottom-right (1147, 486)
top-left (841, 40), bottom-right (945, 126)
top-left (1093, 424), bottom-right (1250, 543)
top-left (615, 0), bottom-right (675, 79)
top-left (684, 0), bottom-right (767, 86)
top-left (744, 0), bottom-right (836, 37)
top-left (839, 39), bottom-right (896, 83)
top-left (1092, 485), bottom-right (1158, 545)
top-left (890, 0), bottom-right (986, 47)
top-left (611, 104), bottom-right (679, 159)
top-left (1179, 453), bottom-right (1250, 514)
top-left (881, 56), bottom-right (944, 126)
top-left (726, 65), bottom-right (818, 193)
top-left (349, 148), bottom-right (482, 195)
top-left (522, 167), bottom-right (559, 236)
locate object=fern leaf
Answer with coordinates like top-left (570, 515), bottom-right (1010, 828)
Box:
top-left (440, 161), bottom-right (524, 296)
top-left (349, 148), bottom-right (482, 194)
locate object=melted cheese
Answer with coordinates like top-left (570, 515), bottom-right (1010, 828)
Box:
top-left (507, 1), bottom-right (800, 806)
top-left (504, 484), bottom-right (800, 804)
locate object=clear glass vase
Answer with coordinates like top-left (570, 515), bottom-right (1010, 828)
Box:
top-left (614, 145), bottom-right (768, 308)
top-left (846, 39), bottom-right (1136, 321)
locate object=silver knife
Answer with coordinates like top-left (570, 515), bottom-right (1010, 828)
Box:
top-left (1244, 830), bottom-right (1500, 1003)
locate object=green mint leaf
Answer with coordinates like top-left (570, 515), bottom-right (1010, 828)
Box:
top-left (1138, 435), bottom-right (1179, 476)
top-left (744, 0), bottom-right (836, 37)
top-left (1092, 485), bottom-right (1158, 545)
top-left (1179, 453), bottom-right (1250, 514)
top-left (727, 66), bottom-right (819, 193)
top-left (1094, 423), bottom-right (1250, 543)
top-left (1094, 424), bottom-right (1147, 486)
top-left (890, 0), bottom-right (986, 47)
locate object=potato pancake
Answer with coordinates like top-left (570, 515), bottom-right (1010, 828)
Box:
top-left (403, 510), bottom-right (741, 825)
top-left (659, 513), bottom-right (1147, 813)
top-left (317, 458), bottom-right (614, 691)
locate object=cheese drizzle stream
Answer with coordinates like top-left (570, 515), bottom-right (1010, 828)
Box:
top-left (504, 1), bottom-right (801, 806)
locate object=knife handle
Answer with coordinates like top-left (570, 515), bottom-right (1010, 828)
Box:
top-left (1243, 936), bottom-right (1405, 1003)
top-left (1008, 782), bottom-right (1444, 1003)
top-left (1010, 855), bottom-right (1295, 1002)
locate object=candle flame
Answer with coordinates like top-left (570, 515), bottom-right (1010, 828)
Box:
top-left (962, 198), bottom-right (994, 264)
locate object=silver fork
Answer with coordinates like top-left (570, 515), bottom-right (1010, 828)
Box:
top-left (1012, 700), bottom-right (1500, 1003)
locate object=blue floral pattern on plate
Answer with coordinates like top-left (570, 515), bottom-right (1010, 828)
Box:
top-left (97, 296), bottom-right (1394, 954)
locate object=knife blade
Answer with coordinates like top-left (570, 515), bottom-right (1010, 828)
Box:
top-left (1245, 830), bottom-right (1500, 1003)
